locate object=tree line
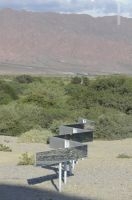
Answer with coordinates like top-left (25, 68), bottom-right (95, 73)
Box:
top-left (0, 74), bottom-right (132, 140)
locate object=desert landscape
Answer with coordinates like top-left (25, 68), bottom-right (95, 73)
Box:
top-left (0, 135), bottom-right (132, 200)
top-left (0, 3), bottom-right (132, 200)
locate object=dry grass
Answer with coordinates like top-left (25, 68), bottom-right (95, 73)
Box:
top-left (18, 129), bottom-right (53, 144)
top-left (18, 152), bottom-right (35, 165)
top-left (0, 144), bottom-right (12, 152)
top-left (117, 153), bottom-right (132, 159)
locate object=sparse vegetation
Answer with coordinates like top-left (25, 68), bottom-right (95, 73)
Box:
top-left (18, 152), bottom-right (35, 165)
top-left (0, 144), bottom-right (12, 152)
top-left (117, 153), bottom-right (132, 159)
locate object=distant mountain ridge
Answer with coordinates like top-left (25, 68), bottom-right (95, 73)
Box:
top-left (0, 9), bottom-right (132, 74)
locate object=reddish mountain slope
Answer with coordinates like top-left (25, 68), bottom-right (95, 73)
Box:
top-left (0, 9), bottom-right (132, 74)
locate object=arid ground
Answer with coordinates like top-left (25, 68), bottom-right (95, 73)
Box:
top-left (0, 136), bottom-right (132, 200)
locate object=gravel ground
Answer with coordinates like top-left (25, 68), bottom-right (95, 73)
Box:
top-left (0, 136), bottom-right (132, 200)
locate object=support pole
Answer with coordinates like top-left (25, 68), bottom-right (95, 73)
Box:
top-left (59, 163), bottom-right (62, 192)
top-left (69, 160), bottom-right (72, 175)
top-left (75, 160), bottom-right (78, 164)
top-left (64, 162), bottom-right (67, 184)
top-left (72, 160), bottom-right (75, 170)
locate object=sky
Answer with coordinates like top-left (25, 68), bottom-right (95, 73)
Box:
top-left (0, 0), bottom-right (131, 17)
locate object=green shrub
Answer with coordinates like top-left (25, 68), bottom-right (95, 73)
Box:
top-left (92, 76), bottom-right (127, 91)
top-left (0, 80), bottom-right (18, 104)
top-left (82, 77), bottom-right (90, 86)
top-left (49, 119), bottom-right (72, 134)
top-left (71, 76), bottom-right (82, 84)
top-left (0, 103), bottom-right (45, 136)
top-left (117, 154), bottom-right (132, 159)
top-left (21, 82), bottom-right (59, 108)
top-left (0, 75), bottom-right (132, 140)
top-left (0, 92), bottom-right (12, 104)
top-left (18, 128), bottom-right (53, 143)
top-left (0, 144), bottom-right (12, 152)
top-left (95, 113), bottom-right (132, 140)
top-left (18, 152), bottom-right (35, 165)
top-left (15, 75), bottom-right (34, 84)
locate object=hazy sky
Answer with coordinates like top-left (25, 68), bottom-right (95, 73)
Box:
top-left (0, 0), bottom-right (131, 17)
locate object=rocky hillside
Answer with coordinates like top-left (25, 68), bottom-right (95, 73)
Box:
top-left (0, 9), bottom-right (132, 74)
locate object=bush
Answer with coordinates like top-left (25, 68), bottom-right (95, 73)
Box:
top-left (92, 76), bottom-right (127, 92)
top-left (96, 92), bottom-right (132, 114)
top-left (0, 144), bottom-right (12, 152)
top-left (18, 128), bottom-right (53, 143)
top-left (117, 154), bottom-right (132, 159)
top-left (0, 103), bottom-right (45, 136)
top-left (71, 76), bottom-right (82, 84)
top-left (18, 152), bottom-right (35, 165)
top-left (49, 119), bottom-right (72, 134)
top-left (0, 80), bottom-right (18, 104)
top-left (15, 75), bottom-right (34, 84)
top-left (0, 92), bottom-right (12, 105)
top-left (95, 113), bottom-right (132, 140)
top-left (0, 75), bottom-right (132, 140)
top-left (82, 77), bottom-right (90, 86)
top-left (21, 82), bottom-right (59, 108)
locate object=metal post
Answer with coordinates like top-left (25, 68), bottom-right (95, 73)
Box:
top-left (72, 160), bottom-right (75, 170)
top-left (75, 160), bottom-right (78, 164)
top-left (59, 163), bottom-right (62, 192)
top-left (64, 139), bottom-right (70, 148)
top-left (69, 160), bottom-right (72, 175)
top-left (64, 162), bottom-right (67, 184)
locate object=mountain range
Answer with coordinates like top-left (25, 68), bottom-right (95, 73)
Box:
top-left (0, 9), bottom-right (132, 75)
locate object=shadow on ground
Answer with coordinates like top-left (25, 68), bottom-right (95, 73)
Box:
top-left (0, 184), bottom-right (97, 200)
top-left (27, 165), bottom-right (74, 192)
